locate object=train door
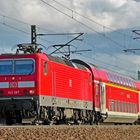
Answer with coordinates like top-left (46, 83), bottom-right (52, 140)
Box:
top-left (100, 82), bottom-right (106, 113)
top-left (95, 81), bottom-right (100, 109)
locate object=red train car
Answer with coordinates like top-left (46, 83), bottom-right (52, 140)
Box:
top-left (72, 59), bottom-right (140, 124)
top-left (92, 67), bottom-right (139, 123)
top-left (0, 46), bottom-right (140, 125)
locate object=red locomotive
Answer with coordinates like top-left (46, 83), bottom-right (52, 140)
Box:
top-left (0, 44), bottom-right (139, 125)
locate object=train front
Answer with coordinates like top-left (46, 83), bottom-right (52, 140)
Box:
top-left (0, 53), bottom-right (38, 124)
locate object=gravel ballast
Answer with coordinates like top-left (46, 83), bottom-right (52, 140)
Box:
top-left (0, 125), bottom-right (139, 140)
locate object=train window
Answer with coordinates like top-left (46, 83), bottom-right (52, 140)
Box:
top-left (134, 104), bottom-right (137, 113)
top-left (132, 103), bottom-right (134, 113)
top-left (117, 76), bottom-right (120, 84)
top-left (131, 103), bottom-right (133, 113)
top-left (112, 74), bottom-right (115, 83)
top-left (130, 80), bottom-right (132, 87)
top-left (135, 104), bottom-right (137, 113)
top-left (107, 73), bottom-right (112, 83)
top-left (111, 101), bottom-right (115, 111)
top-left (127, 103), bottom-right (130, 113)
top-left (122, 77), bottom-right (124, 86)
top-left (122, 102), bottom-right (125, 112)
top-left (115, 101), bottom-right (117, 112)
top-left (120, 77), bottom-right (123, 85)
top-left (108, 100), bottom-right (112, 111)
top-left (124, 78), bottom-right (127, 87)
top-left (126, 79), bottom-right (129, 87)
top-left (15, 60), bottom-right (34, 75)
top-left (122, 78), bottom-right (124, 86)
top-left (110, 74), bottom-right (113, 83)
top-left (113, 75), bottom-right (116, 83)
top-left (111, 74), bottom-right (114, 83)
top-left (125, 102), bottom-right (127, 112)
top-left (43, 61), bottom-right (47, 75)
top-left (130, 103), bottom-right (132, 113)
top-left (115, 76), bottom-right (118, 84)
top-left (117, 101), bottom-right (120, 112)
top-left (131, 83), bottom-right (133, 89)
top-left (118, 76), bottom-right (121, 85)
top-left (95, 83), bottom-right (99, 95)
top-left (114, 75), bottom-right (117, 84)
top-left (107, 73), bottom-right (111, 83)
top-left (0, 60), bottom-right (13, 75)
top-left (122, 78), bottom-right (126, 86)
top-left (128, 80), bottom-right (131, 87)
top-left (116, 76), bottom-right (120, 85)
top-left (131, 81), bottom-right (134, 88)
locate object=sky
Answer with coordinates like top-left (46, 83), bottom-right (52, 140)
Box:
top-left (0, 0), bottom-right (140, 79)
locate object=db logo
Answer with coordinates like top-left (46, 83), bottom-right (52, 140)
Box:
top-left (9, 82), bottom-right (18, 88)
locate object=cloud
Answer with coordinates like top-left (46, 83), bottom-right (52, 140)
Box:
top-left (133, 0), bottom-right (140, 2)
top-left (0, 0), bottom-right (140, 32)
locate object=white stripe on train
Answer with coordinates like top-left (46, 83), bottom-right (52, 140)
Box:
top-left (0, 81), bottom-right (35, 88)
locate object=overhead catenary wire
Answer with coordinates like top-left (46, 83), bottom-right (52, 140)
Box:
top-left (0, 14), bottom-right (54, 45)
top-left (77, 53), bottom-right (137, 76)
top-left (0, 21), bottom-right (30, 35)
top-left (50, 0), bottom-right (132, 38)
top-left (45, 0), bottom-right (140, 56)
top-left (40, 0), bottom-right (128, 49)
top-left (81, 37), bottom-right (133, 66)
top-left (0, 13), bottom-right (30, 26)
top-left (0, 12), bottom-right (56, 34)
top-left (76, 37), bottom-right (137, 73)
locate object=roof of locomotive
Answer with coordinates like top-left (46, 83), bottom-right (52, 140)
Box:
top-left (46, 54), bottom-right (88, 71)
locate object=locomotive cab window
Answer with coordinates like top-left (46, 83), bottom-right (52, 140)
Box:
top-left (0, 59), bottom-right (34, 75)
top-left (15, 60), bottom-right (34, 75)
top-left (0, 60), bottom-right (13, 75)
top-left (43, 61), bottom-right (47, 75)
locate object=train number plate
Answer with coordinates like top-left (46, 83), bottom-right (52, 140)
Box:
top-left (9, 82), bottom-right (18, 88)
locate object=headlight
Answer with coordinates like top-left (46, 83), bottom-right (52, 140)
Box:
top-left (29, 90), bottom-right (35, 95)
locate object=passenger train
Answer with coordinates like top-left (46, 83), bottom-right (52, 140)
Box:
top-left (0, 44), bottom-right (140, 125)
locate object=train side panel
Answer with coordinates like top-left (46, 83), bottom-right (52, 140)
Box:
top-left (90, 66), bottom-right (139, 123)
top-left (105, 83), bottom-right (139, 123)
top-left (38, 56), bottom-right (93, 110)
